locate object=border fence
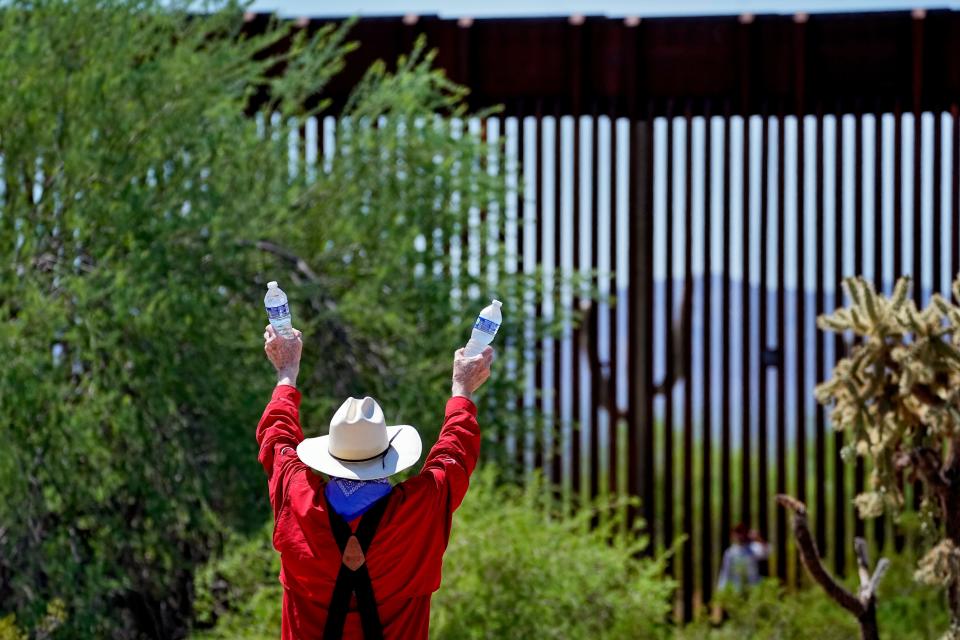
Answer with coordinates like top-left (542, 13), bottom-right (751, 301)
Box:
top-left (251, 10), bottom-right (960, 620)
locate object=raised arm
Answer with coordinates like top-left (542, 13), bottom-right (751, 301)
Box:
top-left (413, 347), bottom-right (493, 526)
top-left (257, 324), bottom-right (304, 513)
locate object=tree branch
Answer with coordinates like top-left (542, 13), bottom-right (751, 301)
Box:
top-left (914, 383), bottom-right (946, 408)
top-left (241, 238), bottom-right (392, 383)
top-left (855, 537), bottom-right (872, 592)
top-left (777, 494), bottom-right (866, 618)
top-left (245, 239), bottom-right (322, 284)
top-left (865, 558), bottom-right (890, 601)
top-left (895, 446), bottom-right (947, 492)
top-left (854, 537), bottom-right (890, 602)
top-left (948, 434), bottom-right (960, 474)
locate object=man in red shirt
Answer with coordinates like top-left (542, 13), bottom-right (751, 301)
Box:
top-left (258, 324), bottom-right (493, 639)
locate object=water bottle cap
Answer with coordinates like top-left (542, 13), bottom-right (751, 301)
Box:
top-left (492, 299), bottom-right (502, 308)
top-left (267, 281), bottom-right (278, 288)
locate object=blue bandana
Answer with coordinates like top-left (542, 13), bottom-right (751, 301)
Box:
top-left (324, 477), bottom-right (392, 522)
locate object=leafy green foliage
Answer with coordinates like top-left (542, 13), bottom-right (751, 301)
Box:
top-left (0, 0), bottom-right (561, 635)
top-left (679, 556), bottom-right (948, 640)
top-left (681, 580), bottom-right (859, 639)
top-left (192, 467), bottom-right (676, 640)
top-left (431, 469), bottom-right (675, 640)
top-left (0, 617), bottom-right (27, 640)
top-left (0, 600), bottom-right (65, 640)
top-left (191, 522), bottom-right (281, 639)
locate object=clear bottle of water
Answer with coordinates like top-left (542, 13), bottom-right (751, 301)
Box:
top-left (464, 299), bottom-right (503, 357)
top-left (264, 281), bottom-right (294, 338)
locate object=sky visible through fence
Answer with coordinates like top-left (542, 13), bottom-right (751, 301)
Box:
top-left (398, 112), bottom-right (956, 466)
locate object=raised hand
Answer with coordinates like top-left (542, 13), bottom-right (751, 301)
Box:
top-left (264, 324), bottom-right (303, 386)
top-left (451, 346), bottom-right (494, 400)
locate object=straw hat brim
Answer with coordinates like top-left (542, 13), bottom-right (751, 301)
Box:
top-left (296, 424), bottom-right (422, 481)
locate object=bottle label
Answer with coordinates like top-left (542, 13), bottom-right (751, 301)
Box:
top-left (266, 303), bottom-right (290, 320)
top-left (474, 316), bottom-right (500, 335)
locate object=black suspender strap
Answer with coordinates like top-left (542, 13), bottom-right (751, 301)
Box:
top-left (323, 493), bottom-right (391, 640)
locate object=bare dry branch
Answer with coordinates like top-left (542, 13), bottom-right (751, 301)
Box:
top-left (777, 494), bottom-right (882, 640)
top-left (247, 239), bottom-right (322, 284)
top-left (855, 537), bottom-right (872, 592)
top-left (777, 494), bottom-right (807, 516)
top-left (866, 558), bottom-right (891, 601)
top-left (777, 495), bottom-right (864, 616)
top-left (948, 434), bottom-right (960, 473)
top-left (897, 447), bottom-right (949, 492)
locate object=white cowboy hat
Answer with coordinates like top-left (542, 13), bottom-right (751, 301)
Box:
top-left (297, 396), bottom-right (422, 481)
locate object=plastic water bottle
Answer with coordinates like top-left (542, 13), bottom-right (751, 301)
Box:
top-left (264, 281), bottom-right (294, 338)
top-left (464, 299), bottom-right (503, 357)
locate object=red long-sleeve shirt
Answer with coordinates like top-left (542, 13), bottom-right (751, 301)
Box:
top-left (256, 385), bottom-right (481, 640)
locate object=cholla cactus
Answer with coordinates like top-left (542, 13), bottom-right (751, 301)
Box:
top-left (916, 540), bottom-right (960, 588)
top-left (816, 275), bottom-right (960, 629)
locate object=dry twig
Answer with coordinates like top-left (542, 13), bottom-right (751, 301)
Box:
top-left (777, 494), bottom-right (888, 640)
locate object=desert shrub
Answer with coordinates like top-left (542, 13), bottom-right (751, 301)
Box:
top-left (0, 601), bottom-right (65, 640)
top-left (680, 553), bottom-right (948, 640)
top-left (815, 275), bottom-right (960, 633)
top-left (191, 521), bottom-right (282, 639)
top-left (431, 469), bottom-right (675, 640)
top-left (191, 522), bottom-right (280, 637)
top-left (680, 580), bottom-right (858, 640)
top-left (192, 467), bottom-right (676, 639)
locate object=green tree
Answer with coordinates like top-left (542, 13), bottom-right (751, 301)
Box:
top-left (0, 1), bottom-right (557, 635)
top-left (816, 276), bottom-right (960, 638)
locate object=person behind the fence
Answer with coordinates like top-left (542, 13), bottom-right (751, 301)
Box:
top-left (257, 323), bottom-right (493, 640)
top-left (717, 523), bottom-right (770, 592)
